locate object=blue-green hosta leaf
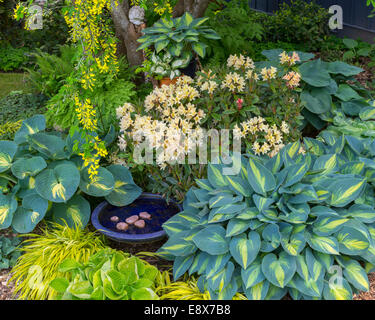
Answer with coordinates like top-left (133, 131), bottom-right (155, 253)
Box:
top-left (193, 189), bottom-right (210, 203)
top-left (79, 167), bottom-right (114, 197)
top-left (341, 258), bottom-right (369, 292)
top-left (283, 162), bottom-right (310, 188)
top-left (206, 253), bottom-right (231, 278)
top-left (207, 261), bottom-right (234, 293)
top-left (280, 232), bottom-right (306, 256)
top-left (327, 177), bottom-right (366, 208)
top-left (334, 84), bottom-right (362, 101)
top-left (345, 135), bottom-right (364, 154)
top-left (160, 231), bottom-right (197, 257)
top-left (345, 204), bottom-right (375, 223)
top-left (306, 233), bottom-right (340, 255)
top-left (299, 59), bottom-right (331, 87)
top-left (52, 195), bottom-right (91, 228)
top-left (236, 207), bottom-right (259, 220)
top-left (229, 232), bottom-right (260, 269)
top-left (289, 185), bottom-right (319, 204)
top-left (0, 141), bottom-right (17, 173)
top-left (226, 219), bottom-right (250, 237)
top-left (28, 132), bottom-right (67, 160)
top-left (303, 138), bottom-right (327, 156)
top-left (11, 193), bottom-right (48, 233)
top-left (265, 284), bottom-right (288, 300)
top-left (265, 152), bottom-right (283, 174)
top-left (193, 225), bottom-right (229, 255)
top-left (11, 157), bottom-right (47, 180)
top-left (340, 161), bottom-right (365, 175)
top-left (189, 252), bottom-right (211, 276)
top-left (335, 227), bottom-right (369, 255)
top-left (196, 179), bottom-right (213, 191)
top-left (342, 99), bottom-right (369, 117)
top-left (323, 278), bottom-right (352, 300)
top-left (245, 280), bottom-right (269, 300)
top-left (162, 212), bottom-right (200, 237)
top-left (35, 164), bottom-right (80, 203)
top-left (247, 158), bottom-right (276, 195)
top-left (261, 252), bottom-right (296, 288)
top-left (173, 254), bottom-right (194, 280)
top-left (360, 106), bottom-right (375, 120)
top-left (104, 165), bottom-right (141, 206)
top-left (261, 224), bottom-right (281, 252)
top-left (312, 154), bottom-right (338, 175)
top-left (209, 193), bottom-right (240, 209)
top-left (252, 194), bottom-right (274, 213)
top-left (301, 88), bottom-right (332, 114)
top-left (14, 115), bottom-right (46, 145)
top-left (207, 164), bottom-right (228, 188)
top-left (313, 251), bottom-right (334, 272)
top-left (208, 203), bottom-right (246, 223)
top-left (0, 194), bottom-right (17, 229)
top-left (241, 257), bottom-right (265, 289)
top-left (216, 277), bottom-right (238, 300)
top-left (327, 61), bottom-right (363, 76)
top-left (226, 175), bottom-right (253, 197)
top-left (312, 215), bottom-right (349, 236)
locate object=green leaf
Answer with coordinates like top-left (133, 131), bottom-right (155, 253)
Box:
top-left (50, 278), bottom-right (69, 293)
top-left (323, 278), bottom-right (352, 300)
top-left (105, 165), bottom-right (142, 207)
top-left (0, 194), bottom-right (18, 229)
top-left (11, 157), bottom-right (47, 179)
top-left (35, 164), bottom-right (80, 203)
top-left (306, 234), bottom-right (339, 255)
top-left (336, 227), bottom-right (369, 255)
top-left (245, 280), bottom-right (269, 300)
top-left (192, 42), bottom-right (208, 58)
top-left (301, 88), bottom-right (332, 114)
top-left (226, 219), bottom-right (250, 237)
top-left (346, 204), bottom-right (375, 223)
top-left (342, 100), bottom-right (369, 117)
top-left (14, 115), bottom-right (46, 145)
top-left (299, 59), bottom-right (331, 87)
top-left (262, 252), bottom-right (296, 288)
top-left (161, 231), bottom-right (197, 257)
top-left (193, 225), bottom-right (229, 255)
top-left (207, 261), bottom-right (234, 292)
top-left (313, 215), bottom-right (349, 236)
top-left (334, 84), bottom-right (362, 101)
top-left (0, 141), bottom-right (17, 173)
top-left (131, 287), bottom-right (158, 300)
top-left (79, 167), bottom-right (114, 197)
top-left (343, 38), bottom-right (358, 49)
top-left (342, 258), bottom-right (369, 292)
top-left (327, 61), bottom-right (363, 76)
top-left (173, 255), bottom-right (194, 280)
top-left (229, 232), bottom-right (260, 269)
top-left (327, 177), bottom-right (366, 207)
top-left (241, 257), bottom-right (265, 289)
top-left (247, 158), bottom-right (276, 195)
top-left (28, 132), bottom-right (67, 160)
top-left (359, 106), bottom-right (375, 120)
top-left (207, 163), bottom-right (228, 188)
top-left (52, 195), bottom-right (91, 228)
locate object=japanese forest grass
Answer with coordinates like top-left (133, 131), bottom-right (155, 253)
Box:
top-left (159, 133), bottom-right (375, 300)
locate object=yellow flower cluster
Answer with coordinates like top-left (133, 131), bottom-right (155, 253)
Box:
top-left (261, 67), bottom-right (277, 81)
top-left (283, 71), bottom-right (301, 88)
top-left (221, 72), bottom-right (246, 93)
top-left (235, 117), bottom-right (290, 158)
top-left (75, 97), bottom-right (98, 131)
top-left (279, 51), bottom-right (301, 66)
top-left (153, 1), bottom-right (173, 16)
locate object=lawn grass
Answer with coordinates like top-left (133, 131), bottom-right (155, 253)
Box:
top-left (0, 73), bottom-right (30, 99)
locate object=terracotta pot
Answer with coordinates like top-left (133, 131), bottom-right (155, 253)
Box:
top-left (158, 76), bottom-right (180, 87)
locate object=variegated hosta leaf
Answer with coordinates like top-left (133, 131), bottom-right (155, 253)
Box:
top-left (327, 177), bottom-right (366, 207)
top-left (340, 258), bottom-right (369, 292)
top-left (79, 167), bottom-right (114, 197)
top-left (335, 227), bottom-right (370, 255)
top-left (205, 253), bottom-right (231, 278)
top-left (189, 252), bottom-right (211, 276)
top-left (207, 163), bottom-right (228, 188)
top-left (323, 278), bottom-right (352, 300)
top-left (312, 215), bottom-right (349, 236)
top-left (345, 204), bottom-right (375, 223)
top-left (162, 212), bottom-right (200, 237)
top-left (52, 195), bottom-right (91, 228)
top-left (208, 203), bottom-right (246, 223)
top-left (11, 193), bottom-right (48, 233)
top-left (159, 230), bottom-right (197, 257)
top-left (173, 254), bottom-right (194, 280)
top-left (306, 233), bottom-right (340, 255)
top-left (265, 284), bottom-right (288, 300)
top-left (11, 156), bottom-right (47, 180)
top-left (245, 280), bottom-right (269, 300)
top-left (261, 224), bottom-right (281, 252)
top-left (229, 232), bottom-right (260, 269)
top-left (35, 164), bottom-right (80, 203)
top-left (280, 232), bottom-right (306, 256)
top-left (247, 158), bottom-right (276, 195)
top-left (14, 115), bottom-right (46, 145)
top-left (0, 141), bottom-right (17, 173)
top-left (193, 225), bottom-right (229, 255)
top-left (261, 252), bottom-right (296, 288)
top-left (226, 219), bottom-right (250, 237)
top-left (0, 193), bottom-right (18, 229)
top-left (104, 165), bottom-right (142, 207)
top-left (209, 193), bottom-right (239, 209)
top-left (207, 261), bottom-right (234, 293)
top-left (226, 175), bottom-right (253, 197)
top-left (241, 257), bottom-right (265, 289)
top-left (28, 132), bottom-right (67, 160)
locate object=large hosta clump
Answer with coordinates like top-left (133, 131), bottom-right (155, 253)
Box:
top-left (0, 115), bottom-right (141, 233)
top-left (159, 134), bottom-right (375, 300)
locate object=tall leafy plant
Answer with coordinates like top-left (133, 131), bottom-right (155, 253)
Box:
top-left (159, 135), bottom-right (375, 300)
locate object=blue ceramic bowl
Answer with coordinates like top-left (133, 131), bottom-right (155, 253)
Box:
top-left (91, 193), bottom-right (182, 244)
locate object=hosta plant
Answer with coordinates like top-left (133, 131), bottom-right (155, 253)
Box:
top-left (137, 12), bottom-right (220, 64)
top-left (149, 51), bottom-right (191, 80)
top-left (261, 49), bottom-right (370, 130)
top-left (50, 248), bottom-right (160, 300)
top-left (0, 115), bottom-right (142, 233)
top-left (159, 137), bottom-right (375, 300)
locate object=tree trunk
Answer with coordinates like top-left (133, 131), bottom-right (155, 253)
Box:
top-left (173, 0), bottom-right (211, 18)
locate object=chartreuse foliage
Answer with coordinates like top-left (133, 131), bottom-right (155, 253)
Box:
top-left (10, 222), bottom-right (105, 300)
top-left (159, 134), bottom-right (375, 300)
top-left (0, 115), bottom-right (142, 233)
top-left (260, 49), bottom-right (369, 130)
top-left (50, 249), bottom-right (160, 300)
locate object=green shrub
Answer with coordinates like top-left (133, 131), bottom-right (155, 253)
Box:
top-left (0, 236), bottom-right (21, 270)
top-left (10, 222), bottom-right (106, 300)
top-left (0, 114), bottom-right (142, 233)
top-left (0, 45), bottom-right (29, 72)
top-left (259, 0), bottom-right (331, 51)
top-left (159, 134), bottom-right (375, 300)
top-left (203, 0), bottom-right (263, 65)
top-left (25, 45), bottom-right (79, 97)
top-left (50, 248), bottom-right (160, 300)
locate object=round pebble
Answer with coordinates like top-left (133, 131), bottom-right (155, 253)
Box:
top-left (134, 219), bottom-right (145, 229)
top-left (139, 211), bottom-right (151, 220)
top-left (110, 216), bottom-right (120, 222)
top-left (116, 222), bottom-right (128, 231)
top-left (126, 215), bottom-right (139, 225)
